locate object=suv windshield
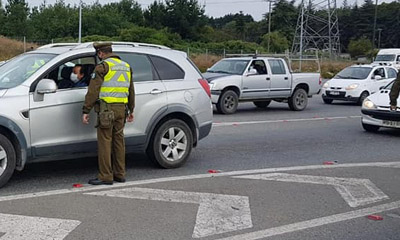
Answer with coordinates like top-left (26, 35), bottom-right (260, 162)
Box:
top-left (207, 59), bottom-right (249, 75)
top-left (375, 54), bottom-right (395, 62)
top-left (334, 67), bottom-right (372, 80)
top-left (0, 53), bottom-right (55, 89)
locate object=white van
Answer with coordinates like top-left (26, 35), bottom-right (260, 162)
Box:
top-left (373, 49), bottom-right (400, 69)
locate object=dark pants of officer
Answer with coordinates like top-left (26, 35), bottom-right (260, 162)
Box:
top-left (97, 104), bottom-right (126, 182)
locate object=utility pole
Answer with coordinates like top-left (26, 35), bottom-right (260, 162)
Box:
top-left (78, 1), bottom-right (82, 43)
top-left (372, 0), bottom-right (378, 49)
top-left (264, 0), bottom-right (275, 53)
top-left (377, 28), bottom-right (382, 49)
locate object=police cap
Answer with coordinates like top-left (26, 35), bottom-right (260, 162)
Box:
top-left (93, 42), bottom-right (112, 52)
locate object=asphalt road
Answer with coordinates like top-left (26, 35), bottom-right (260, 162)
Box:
top-left (1, 96), bottom-right (400, 240)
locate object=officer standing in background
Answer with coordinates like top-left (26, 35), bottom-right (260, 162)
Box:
top-left (389, 71), bottom-right (400, 111)
top-left (82, 42), bottom-right (135, 185)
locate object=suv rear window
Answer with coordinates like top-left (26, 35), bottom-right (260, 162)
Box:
top-left (149, 55), bottom-right (185, 80)
top-left (118, 53), bottom-right (158, 82)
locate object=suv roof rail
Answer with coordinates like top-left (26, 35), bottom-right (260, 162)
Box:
top-left (74, 41), bottom-right (170, 50)
top-left (37, 43), bottom-right (81, 50)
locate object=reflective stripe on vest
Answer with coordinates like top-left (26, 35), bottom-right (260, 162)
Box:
top-left (100, 58), bottom-right (131, 104)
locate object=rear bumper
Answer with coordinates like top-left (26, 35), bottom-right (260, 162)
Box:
top-left (198, 122), bottom-right (212, 140)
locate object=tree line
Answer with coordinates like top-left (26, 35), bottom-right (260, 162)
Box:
top-left (0, 0), bottom-right (399, 57)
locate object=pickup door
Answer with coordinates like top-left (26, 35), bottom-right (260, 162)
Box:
top-left (267, 59), bottom-right (291, 97)
top-left (241, 59), bottom-right (270, 99)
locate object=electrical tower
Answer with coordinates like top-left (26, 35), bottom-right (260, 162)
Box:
top-left (291, 0), bottom-right (341, 59)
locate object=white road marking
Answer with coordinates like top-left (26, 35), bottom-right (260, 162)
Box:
top-left (216, 200), bottom-right (400, 240)
top-left (234, 173), bottom-right (388, 207)
top-left (213, 116), bottom-right (361, 127)
top-left (85, 187), bottom-right (252, 238)
top-left (0, 161), bottom-right (399, 203)
top-left (0, 213), bottom-right (80, 240)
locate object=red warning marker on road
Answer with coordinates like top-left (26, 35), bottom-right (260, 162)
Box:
top-left (367, 215), bottom-right (383, 221)
top-left (208, 169), bottom-right (221, 173)
top-left (323, 161), bottom-right (335, 165)
top-left (73, 183), bottom-right (84, 188)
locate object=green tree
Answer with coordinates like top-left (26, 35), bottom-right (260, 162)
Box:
top-left (348, 37), bottom-right (373, 58)
top-left (4, 0), bottom-right (30, 37)
top-left (268, 0), bottom-right (298, 43)
top-left (164, 0), bottom-right (207, 40)
top-left (0, 0), bottom-right (6, 35)
top-left (261, 31), bottom-right (289, 53)
top-left (144, 1), bottom-right (166, 29)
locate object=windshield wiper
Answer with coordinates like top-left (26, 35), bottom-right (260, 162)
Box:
top-left (213, 70), bottom-right (231, 74)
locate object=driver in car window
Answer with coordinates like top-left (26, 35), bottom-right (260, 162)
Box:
top-left (58, 64), bottom-right (86, 89)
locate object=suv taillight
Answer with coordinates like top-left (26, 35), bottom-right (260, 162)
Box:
top-left (198, 79), bottom-right (211, 98)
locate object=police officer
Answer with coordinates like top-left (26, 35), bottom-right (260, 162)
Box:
top-left (82, 42), bottom-right (135, 185)
top-left (389, 71), bottom-right (400, 111)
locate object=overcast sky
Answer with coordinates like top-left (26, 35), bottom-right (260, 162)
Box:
top-left (19, 0), bottom-right (396, 21)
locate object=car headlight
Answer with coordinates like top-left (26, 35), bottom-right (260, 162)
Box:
top-left (362, 99), bottom-right (376, 109)
top-left (322, 82), bottom-right (329, 88)
top-left (345, 83), bottom-right (359, 90)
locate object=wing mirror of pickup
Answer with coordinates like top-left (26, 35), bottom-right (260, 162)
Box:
top-left (246, 68), bottom-right (258, 76)
top-left (34, 79), bottom-right (57, 102)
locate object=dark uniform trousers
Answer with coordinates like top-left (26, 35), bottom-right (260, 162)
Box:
top-left (97, 104), bottom-right (126, 182)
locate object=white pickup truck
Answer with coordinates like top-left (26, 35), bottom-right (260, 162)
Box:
top-left (204, 57), bottom-right (321, 114)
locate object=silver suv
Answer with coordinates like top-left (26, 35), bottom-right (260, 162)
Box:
top-left (0, 42), bottom-right (213, 188)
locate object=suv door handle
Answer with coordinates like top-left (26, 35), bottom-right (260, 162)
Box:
top-left (150, 89), bottom-right (163, 95)
top-left (284, 77), bottom-right (289, 80)
top-left (266, 77), bottom-right (270, 80)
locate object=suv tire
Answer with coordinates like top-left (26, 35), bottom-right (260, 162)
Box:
top-left (289, 88), bottom-right (308, 111)
top-left (253, 100), bottom-right (271, 108)
top-left (147, 119), bottom-right (193, 168)
top-left (216, 90), bottom-right (239, 114)
top-left (0, 134), bottom-right (16, 188)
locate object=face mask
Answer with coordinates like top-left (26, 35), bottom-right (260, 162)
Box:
top-left (70, 72), bottom-right (79, 83)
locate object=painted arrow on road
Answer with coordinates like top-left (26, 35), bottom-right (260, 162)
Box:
top-left (0, 213), bottom-right (80, 240)
top-left (234, 173), bottom-right (389, 207)
top-left (86, 187), bottom-right (252, 238)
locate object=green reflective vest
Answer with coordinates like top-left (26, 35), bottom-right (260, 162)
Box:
top-left (100, 58), bottom-right (131, 104)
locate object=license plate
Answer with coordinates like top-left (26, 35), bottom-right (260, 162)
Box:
top-left (330, 91), bottom-right (340, 95)
top-left (382, 120), bottom-right (400, 128)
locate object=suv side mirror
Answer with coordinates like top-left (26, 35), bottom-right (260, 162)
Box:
top-left (34, 79), bottom-right (57, 102)
top-left (37, 79), bottom-right (57, 94)
top-left (374, 75), bottom-right (382, 80)
top-left (247, 68), bottom-right (257, 76)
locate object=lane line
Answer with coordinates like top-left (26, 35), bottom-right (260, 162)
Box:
top-left (216, 200), bottom-right (400, 240)
top-left (234, 173), bottom-right (389, 207)
top-left (213, 116), bottom-right (361, 127)
top-left (0, 161), bottom-right (398, 203)
top-left (86, 187), bottom-right (252, 238)
top-left (0, 213), bottom-right (80, 240)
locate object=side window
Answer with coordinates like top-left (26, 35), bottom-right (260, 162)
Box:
top-left (388, 68), bottom-right (398, 79)
top-left (268, 59), bottom-right (286, 74)
top-left (373, 68), bottom-right (385, 79)
top-left (397, 55), bottom-right (400, 62)
top-left (118, 53), bottom-right (157, 82)
top-left (44, 57), bottom-right (96, 90)
top-left (149, 55), bottom-right (185, 80)
top-left (249, 60), bottom-right (268, 75)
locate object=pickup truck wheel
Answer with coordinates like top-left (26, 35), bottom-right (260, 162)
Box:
top-left (358, 92), bottom-right (369, 105)
top-left (362, 123), bottom-right (380, 132)
top-left (323, 98), bottom-right (333, 104)
top-left (253, 100), bottom-right (271, 108)
top-left (147, 119), bottom-right (193, 169)
top-left (0, 134), bottom-right (16, 188)
top-left (216, 90), bottom-right (238, 114)
top-left (289, 88), bottom-right (308, 111)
